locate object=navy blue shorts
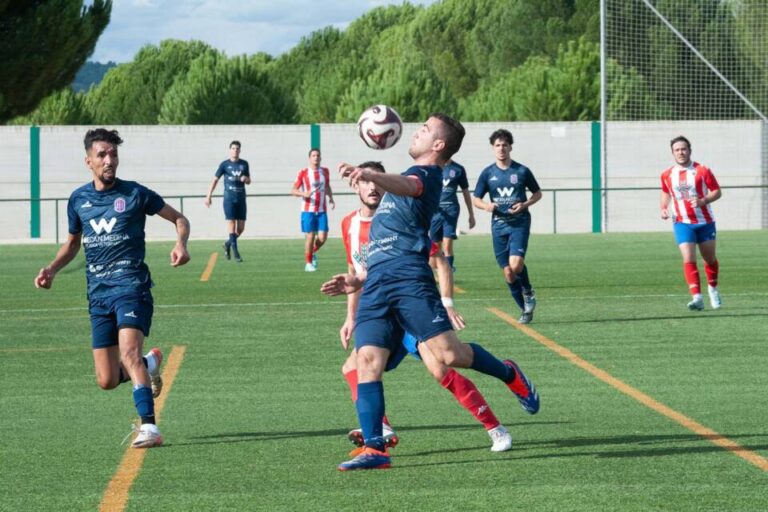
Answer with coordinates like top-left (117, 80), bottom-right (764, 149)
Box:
top-left (430, 206), bottom-right (459, 241)
top-left (89, 291), bottom-right (154, 349)
top-left (492, 223), bottom-right (531, 268)
top-left (223, 198), bottom-right (247, 220)
top-left (301, 212), bottom-right (329, 233)
top-left (673, 222), bottom-right (716, 245)
top-left (354, 260), bottom-right (453, 353)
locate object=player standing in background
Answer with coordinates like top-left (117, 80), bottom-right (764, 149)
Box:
top-left (204, 140), bottom-right (251, 263)
top-left (473, 129), bottom-right (542, 324)
top-left (323, 114), bottom-right (539, 471)
top-left (660, 135), bottom-right (723, 310)
top-left (430, 159), bottom-right (475, 271)
top-left (338, 161), bottom-right (512, 456)
top-left (291, 148), bottom-right (335, 272)
top-left (34, 128), bottom-right (190, 448)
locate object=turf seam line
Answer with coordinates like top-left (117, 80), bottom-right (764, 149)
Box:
top-left (199, 252), bottom-right (218, 282)
top-left (99, 344), bottom-right (187, 512)
top-left (488, 307), bottom-right (768, 472)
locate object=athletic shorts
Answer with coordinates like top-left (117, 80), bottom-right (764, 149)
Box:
top-left (89, 291), bottom-right (154, 349)
top-left (429, 205), bottom-right (459, 241)
top-left (354, 259), bottom-right (453, 353)
top-left (673, 222), bottom-right (716, 245)
top-left (301, 212), bottom-right (329, 233)
top-left (384, 332), bottom-right (422, 372)
top-left (223, 198), bottom-right (247, 221)
top-left (492, 223), bottom-right (531, 268)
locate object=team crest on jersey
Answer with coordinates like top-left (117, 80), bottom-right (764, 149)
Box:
top-left (449, 170), bottom-right (456, 178)
top-left (510, 175), bottom-right (518, 185)
top-left (113, 197), bottom-right (126, 213)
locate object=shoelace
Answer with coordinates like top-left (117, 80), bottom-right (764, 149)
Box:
top-left (121, 423), bottom-right (141, 446)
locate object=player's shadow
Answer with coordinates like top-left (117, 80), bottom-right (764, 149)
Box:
top-left (399, 432), bottom-right (768, 467)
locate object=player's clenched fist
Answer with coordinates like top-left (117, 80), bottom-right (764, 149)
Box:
top-left (34, 267), bottom-right (55, 289)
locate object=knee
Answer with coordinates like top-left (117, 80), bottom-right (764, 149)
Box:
top-left (96, 374), bottom-right (119, 390)
top-left (509, 262), bottom-right (523, 275)
top-left (503, 267), bottom-right (515, 282)
top-left (424, 361), bottom-right (449, 382)
top-left (341, 358), bottom-right (356, 375)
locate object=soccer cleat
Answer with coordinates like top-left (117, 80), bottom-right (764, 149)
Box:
top-left (145, 347), bottom-right (163, 398)
top-left (687, 294), bottom-right (705, 311)
top-left (523, 289), bottom-right (537, 314)
top-left (518, 311), bottom-right (533, 324)
top-left (223, 242), bottom-right (231, 260)
top-left (503, 359), bottom-right (540, 414)
top-left (708, 286), bottom-right (722, 309)
top-left (304, 263), bottom-right (316, 272)
top-left (347, 424), bottom-right (399, 449)
top-left (488, 425), bottom-right (512, 452)
top-left (338, 446), bottom-right (391, 471)
top-left (130, 423), bottom-right (163, 448)
top-left (232, 247), bottom-right (242, 263)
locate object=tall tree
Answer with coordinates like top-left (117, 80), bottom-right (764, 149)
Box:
top-left (0, 0), bottom-right (110, 123)
top-left (8, 88), bottom-right (91, 125)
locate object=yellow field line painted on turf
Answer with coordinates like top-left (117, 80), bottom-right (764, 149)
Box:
top-left (99, 344), bottom-right (187, 512)
top-left (454, 285), bottom-right (466, 294)
top-left (488, 307), bottom-right (768, 472)
top-left (199, 252), bottom-right (218, 282)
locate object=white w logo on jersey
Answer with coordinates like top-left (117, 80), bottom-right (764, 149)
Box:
top-left (89, 217), bottom-right (117, 235)
top-left (442, 178), bottom-right (451, 187)
top-left (232, 170), bottom-right (242, 177)
top-left (496, 186), bottom-right (515, 197)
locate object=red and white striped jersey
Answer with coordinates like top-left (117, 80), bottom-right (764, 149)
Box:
top-left (294, 167), bottom-right (331, 213)
top-left (660, 162), bottom-right (720, 224)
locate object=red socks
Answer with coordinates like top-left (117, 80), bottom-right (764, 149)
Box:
top-left (704, 260), bottom-right (719, 288)
top-left (683, 262), bottom-right (701, 295)
top-left (441, 369), bottom-right (499, 431)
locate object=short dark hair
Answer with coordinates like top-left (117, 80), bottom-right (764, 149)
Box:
top-left (670, 135), bottom-right (691, 150)
top-left (308, 147), bottom-right (321, 156)
top-left (429, 113), bottom-right (465, 159)
top-left (84, 128), bottom-right (123, 151)
top-left (230, 140), bottom-right (241, 149)
top-left (489, 129), bottom-right (513, 146)
top-left (358, 161), bottom-right (385, 173)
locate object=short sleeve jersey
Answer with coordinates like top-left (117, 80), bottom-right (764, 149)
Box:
top-left (660, 162), bottom-right (720, 224)
top-left (474, 161), bottom-right (540, 227)
top-left (67, 179), bottom-right (165, 300)
top-left (215, 159), bottom-right (250, 199)
top-left (294, 167), bottom-right (331, 213)
top-left (342, 210), bottom-right (372, 275)
top-left (439, 161), bottom-right (469, 208)
top-left (367, 165), bottom-right (443, 270)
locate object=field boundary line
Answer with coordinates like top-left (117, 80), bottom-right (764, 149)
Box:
top-left (199, 252), bottom-right (218, 282)
top-left (99, 344), bottom-right (187, 512)
top-left (488, 307), bottom-right (768, 472)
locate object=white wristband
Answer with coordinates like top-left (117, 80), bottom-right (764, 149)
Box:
top-left (441, 297), bottom-right (454, 308)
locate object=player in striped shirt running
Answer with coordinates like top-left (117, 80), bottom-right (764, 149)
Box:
top-left (660, 135), bottom-right (723, 310)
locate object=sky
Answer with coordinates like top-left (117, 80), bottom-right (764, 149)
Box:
top-left (90, 0), bottom-right (440, 63)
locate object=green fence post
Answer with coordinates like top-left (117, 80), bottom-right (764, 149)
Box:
top-left (30, 126), bottom-right (41, 238)
top-left (591, 121), bottom-right (602, 233)
top-left (310, 124), bottom-right (321, 150)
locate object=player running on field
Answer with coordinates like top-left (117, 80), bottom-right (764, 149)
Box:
top-left (473, 129), bottom-right (542, 324)
top-left (34, 128), bottom-right (190, 448)
top-left (338, 161), bottom-right (512, 455)
top-left (429, 159), bottom-right (475, 272)
top-left (322, 114), bottom-right (539, 471)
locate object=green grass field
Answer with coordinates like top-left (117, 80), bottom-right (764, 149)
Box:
top-left (1, 231), bottom-right (767, 511)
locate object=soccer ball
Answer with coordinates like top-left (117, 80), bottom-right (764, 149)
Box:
top-left (357, 105), bottom-right (402, 150)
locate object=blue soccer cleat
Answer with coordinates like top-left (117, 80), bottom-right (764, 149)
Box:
top-left (503, 359), bottom-right (540, 414)
top-left (338, 446), bottom-right (391, 471)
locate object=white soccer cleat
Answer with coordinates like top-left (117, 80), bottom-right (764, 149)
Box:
top-left (522, 289), bottom-right (537, 314)
top-left (145, 347), bottom-right (163, 398)
top-left (488, 425), bottom-right (512, 452)
top-left (382, 423), bottom-right (399, 448)
top-left (687, 294), bottom-right (704, 311)
top-left (708, 286), bottom-right (722, 309)
top-left (131, 423), bottom-right (163, 448)
top-left (304, 263), bottom-right (316, 272)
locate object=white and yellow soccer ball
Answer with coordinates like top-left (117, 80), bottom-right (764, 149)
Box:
top-left (357, 104), bottom-right (403, 150)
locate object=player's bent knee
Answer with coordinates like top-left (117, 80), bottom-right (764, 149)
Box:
top-left (96, 374), bottom-right (119, 390)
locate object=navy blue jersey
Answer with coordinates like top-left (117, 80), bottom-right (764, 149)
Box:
top-left (474, 161), bottom-right (540, 226)
top-left (439, 161), bottom-right (469, 208)
top-left (215, 159), bottom-right (250, 199)
top-left (67, 179), bottom-right (165, 300)
top-left (367, 165), bottom-right (443, 269)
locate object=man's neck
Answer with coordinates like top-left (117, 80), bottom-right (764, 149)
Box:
top-left (496, 158), bottom-right (512, 169)
top-left (360, 205), bottom-right (376, 218)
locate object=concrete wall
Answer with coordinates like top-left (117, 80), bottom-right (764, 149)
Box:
top-left (0, 121), bottom-right (763, 243)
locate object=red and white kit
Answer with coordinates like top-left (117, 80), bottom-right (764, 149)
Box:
top-left (294, 167), bottom-right (331, 213)
top-left (660, 162), bottom-right (720, 224)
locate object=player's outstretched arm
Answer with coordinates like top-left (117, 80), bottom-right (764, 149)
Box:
top-left (338, 163), bottom-right (422, 197)
top-left (34, 234), bottom-right (81, 289)
top-left (321, 273), bottom-right (364, 297)
top-left (157, 204), bottom-right (190, 267)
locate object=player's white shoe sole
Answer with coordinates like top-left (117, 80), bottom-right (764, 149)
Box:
top-left (488, 425), bottom-right (512, 452)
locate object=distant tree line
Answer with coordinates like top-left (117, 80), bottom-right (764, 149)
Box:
top-left (4, 0), bottom-right (766, 125)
